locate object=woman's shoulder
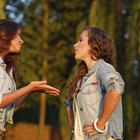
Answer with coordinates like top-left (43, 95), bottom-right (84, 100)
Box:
top-left (97, 59), bottom-right (115, 72)
top-left (95, 59), bottom-right (118, 80)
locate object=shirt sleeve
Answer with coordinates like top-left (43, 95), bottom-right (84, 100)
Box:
top-left (64, 99), bottom-right (73, 109)
top-left (99, 64), bottom-right (125, 94)
top-left (0, 67), bottom-right (6, 104)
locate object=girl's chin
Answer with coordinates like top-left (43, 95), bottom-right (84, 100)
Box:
top-left (75, 56), bottom-right (81, 61)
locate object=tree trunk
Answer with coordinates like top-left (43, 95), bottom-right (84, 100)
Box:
top-left (38, 1), bottom-right (49, 140)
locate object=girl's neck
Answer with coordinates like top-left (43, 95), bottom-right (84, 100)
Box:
top-left (85, 59), bottom-right (97, 71)
top-left (0, 54), bottom-right (6, 59)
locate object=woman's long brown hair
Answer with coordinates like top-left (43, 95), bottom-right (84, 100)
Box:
top-left (68, 27), bottom-right (116, 99)
top-left (0, 19), bottom-right (20, 81)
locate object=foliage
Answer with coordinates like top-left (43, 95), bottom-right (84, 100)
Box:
top-left (3, 0), bottom-right (140, 139)
top-left (0, 0), bottom-right (6, 18)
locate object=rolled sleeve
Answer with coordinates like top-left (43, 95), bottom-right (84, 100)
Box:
top-left (98, 63), bottom-right (125, 94)
top-left (64, 99), bottom-right (73, 109)
top-left (103, 72), bottom-right (125, 94)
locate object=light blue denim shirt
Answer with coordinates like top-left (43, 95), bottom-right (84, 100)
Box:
top-left (90, 59), bottom-right (124, 139)
top-left (0, 57), bottom-right (15, 131)
top-left (67, 59), bottom-right (125, 140)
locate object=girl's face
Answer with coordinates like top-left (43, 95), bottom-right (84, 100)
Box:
top-left (9, 29), bottom-right (24, 53)
top-left (73, 30), bottom-right (91, 61)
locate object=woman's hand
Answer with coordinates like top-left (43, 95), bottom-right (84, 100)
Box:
top-left (44, 84), bottom-right (60, 96)
top-left (83, 123), bottom-right (98, 138)
top-left (29, 81), bottom-right (60, 96)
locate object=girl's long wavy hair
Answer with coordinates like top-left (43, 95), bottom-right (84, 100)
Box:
top-left (0, 19), bottom-right (20, 81)
top-left (68, 26), bottom-right (116, 99)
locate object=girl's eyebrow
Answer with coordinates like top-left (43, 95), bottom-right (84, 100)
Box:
top-left (18, 31), bottom-right (21, 34)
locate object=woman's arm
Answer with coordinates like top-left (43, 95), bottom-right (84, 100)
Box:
top-left (14, 93), bottom-right (30, 111)
top-left (65, 99), bottom-right (74, 130)
top-left (96, 90), bottom-right (121, 129)
top-left (0, 81), bottom-right (60, 109)
top-left (0, 85), bottom-right (32, 108)
top-left (14, 83), bottom-right (60, 111)
top-left (83, 90), bottom-right (121, 137)
top-left (66, 107), bottom-right (74, 130)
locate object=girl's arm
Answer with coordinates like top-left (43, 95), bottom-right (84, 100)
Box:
top-left (14, 93), bottom-right (30, 111)
top-left (66, 107), bottom-right (74, 130)
top-left (83, 90), bottom-right (121, 137)
top-left (0, 85), bottom-right (33, 108)
top-left (96, 90), bottom-right (121, 129)
top-left (65, 99), bottom-right (74, 130)
top-left (0, 81), bottom-right (60, 109)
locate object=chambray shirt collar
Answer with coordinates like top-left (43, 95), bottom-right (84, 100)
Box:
top-left (85, 59), bottom-right (103, 77)
top-left (0, 57), bottom-right (6, 69)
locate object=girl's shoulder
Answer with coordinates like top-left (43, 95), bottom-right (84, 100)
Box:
top-left (97, 59), bottom-right (115, 73)
top-left (95, 59), bottom-right (118, 81)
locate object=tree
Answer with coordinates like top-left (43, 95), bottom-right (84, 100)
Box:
top-left (123, 0), bottom-right (140, 139)
top-left (89, 0), bottom-right (116, 44)
top-left (5, 0), bottom-right (88, 139)
top-left (0, 0), bottom-right (6, 18)
top-left (38, 0), bottom-right (49, 139)
top-left (89, 0), bottom-right (140, 139)
top-left (6, 0), bottom-right (140, 139)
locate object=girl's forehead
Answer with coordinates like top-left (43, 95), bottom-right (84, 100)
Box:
top-left (13, 29), bottom-right (21, 38)
top-left (80, 30), bottom-right (88, 37)
top-left (17, 29), bottom-right (21, 33)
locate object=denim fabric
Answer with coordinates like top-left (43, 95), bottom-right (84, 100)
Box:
top-left (0, 57), bottom-right (15, 131)
top-left (68, 59), bottom-right (124, 140)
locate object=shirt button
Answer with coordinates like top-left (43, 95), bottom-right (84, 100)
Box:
top-left (11, 104), bottom-right (14, 108)
top-left (8, 88), bottom-right (11, 90)
top-left (80, 107), bottom-right (83, 111)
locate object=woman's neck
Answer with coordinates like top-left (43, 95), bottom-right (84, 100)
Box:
top-left (84, 59), bottom-right (97, 71)
top-left (0, 54), bottom-right (6, 59)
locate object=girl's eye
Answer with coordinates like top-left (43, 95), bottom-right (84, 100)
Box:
top-left (79, 39), bottom-right (83, 42)
top-left (18, 33), bottom-right (21, 37)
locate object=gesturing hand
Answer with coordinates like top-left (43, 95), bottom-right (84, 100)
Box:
top-left (29, 81), bottom-right (60, 96)
top-left (44, 84), bottom-right (60, 96)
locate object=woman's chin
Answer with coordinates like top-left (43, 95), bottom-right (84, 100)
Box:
top-left (75, 57), bottom-right (81, 61)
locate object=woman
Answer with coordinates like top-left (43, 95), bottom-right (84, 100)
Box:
top-left (0, 19), bottom-right (59, 139)
top-left (65, 27), bottom-right (124, 140)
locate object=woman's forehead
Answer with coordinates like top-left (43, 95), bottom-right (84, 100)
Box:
top-left (80, 30), bottom-right (88, 38)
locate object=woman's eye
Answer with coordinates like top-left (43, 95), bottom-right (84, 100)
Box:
top-left (79, 39), bottom-right (82, 42)
top-left (18, 33), bottom-right (21, 37)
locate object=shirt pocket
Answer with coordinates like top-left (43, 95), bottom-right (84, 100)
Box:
top-left (80, 82), bottom-right (101, 106)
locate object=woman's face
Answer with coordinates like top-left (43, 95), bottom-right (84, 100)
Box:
top-left (73, 30), bottom-right (91, 61)
top-left (9, 29), bottom-right (24, 53)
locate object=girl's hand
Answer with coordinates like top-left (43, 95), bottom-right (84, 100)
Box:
top-left (44, 84), bottom-right (60, 96)
top-left (83, 123), bottom-right (98, 138)
top-left (29, 81), bottom-right (60, 96)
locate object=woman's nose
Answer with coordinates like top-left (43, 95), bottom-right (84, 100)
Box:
top-left (73, 43), bottom-right (77, 48)
top-left (20, 39), bottom-right (24, 44)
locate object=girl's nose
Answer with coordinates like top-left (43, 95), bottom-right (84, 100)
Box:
top-left (20, 39), bottom-right (24, 44)
top-left (73, 43), bottom-right (77, 48)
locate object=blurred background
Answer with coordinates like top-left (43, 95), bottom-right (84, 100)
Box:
top-left (0, 0), bottom-right (140, 140)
